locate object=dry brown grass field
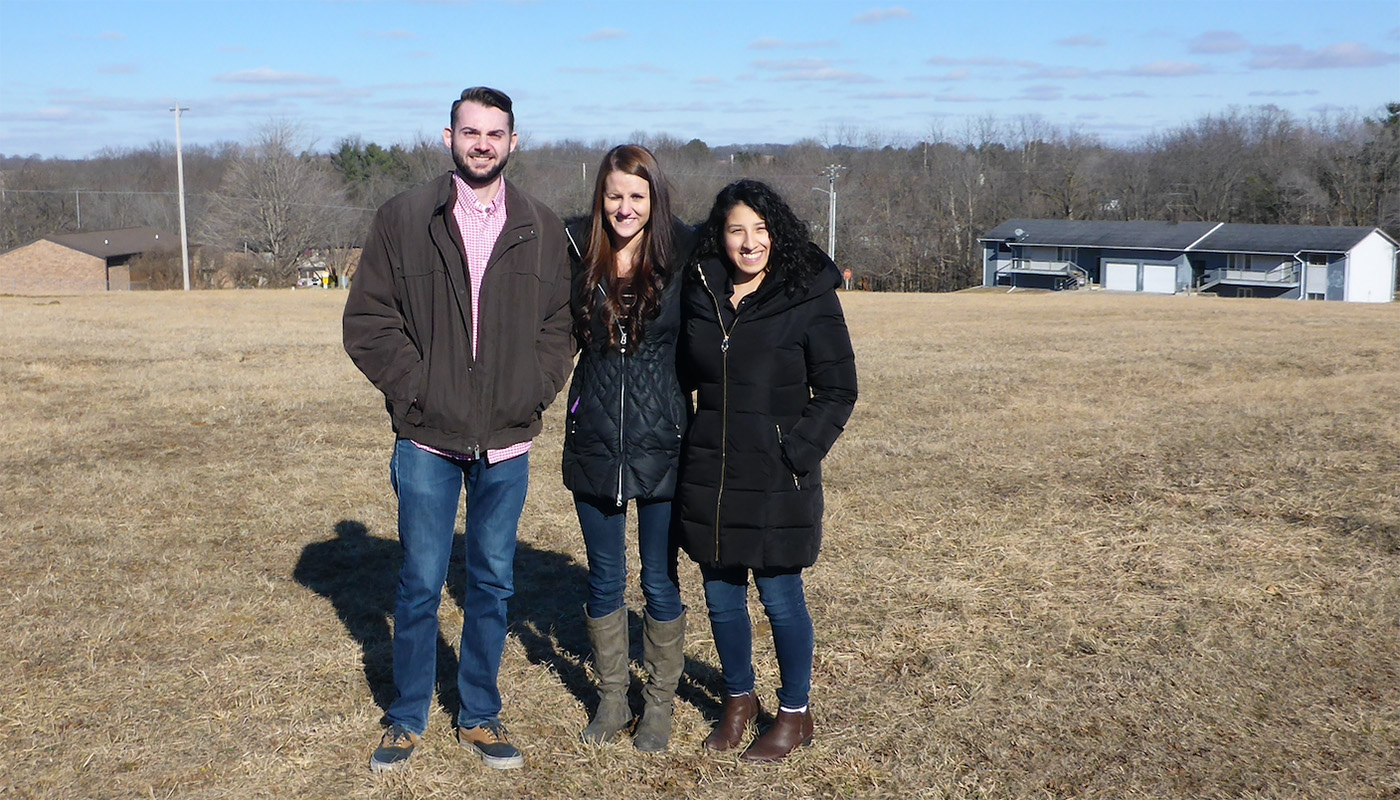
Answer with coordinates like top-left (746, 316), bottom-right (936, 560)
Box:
top-left (1, 288), bottom-right (1397, 800)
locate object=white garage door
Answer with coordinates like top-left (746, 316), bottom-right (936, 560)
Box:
top-left (1142, 265), bottom-right (1176, 294)
top-left (1103, 262), bottom-right (1137, 292)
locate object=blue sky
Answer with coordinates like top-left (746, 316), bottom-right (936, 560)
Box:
top-left (1, 0), bottom-right (1397, 159)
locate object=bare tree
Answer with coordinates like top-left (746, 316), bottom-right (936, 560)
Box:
top-left (202, 120), bottom-right (357, 285)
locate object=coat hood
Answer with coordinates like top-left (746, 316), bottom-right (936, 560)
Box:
top-left (693, 241), bottom-right (841, 319)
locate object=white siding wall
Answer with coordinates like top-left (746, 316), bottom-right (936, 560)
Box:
top-left (1345, 231), bottom-right (1397, 303)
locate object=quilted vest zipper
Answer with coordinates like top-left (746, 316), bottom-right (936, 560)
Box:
top-left (616, 322), bottom-right (628, 506)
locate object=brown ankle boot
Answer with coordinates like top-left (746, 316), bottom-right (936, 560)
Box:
top-left (702, 692), bottom-right (759, 752)
top-left (740, 708), bottom-right (813, 763)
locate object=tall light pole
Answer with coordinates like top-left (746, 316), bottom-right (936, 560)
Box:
top-left (812, 164), bottom-right (844, 259)
top-left (170, 102), bottom-right (191, 291)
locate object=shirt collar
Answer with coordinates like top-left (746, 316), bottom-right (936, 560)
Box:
top-left (452, 172), bottom-right (506, 215)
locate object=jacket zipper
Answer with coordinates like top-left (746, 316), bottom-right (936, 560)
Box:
top-left (775, 425), bottom-right (800, 489)
top-left (696, 269), bottom-right (734, 561)
top-left (616, 322), bottom-right (628, 506)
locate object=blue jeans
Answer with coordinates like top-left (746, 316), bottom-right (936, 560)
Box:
top-left (700, 565), bottom-right (813, 710)
top-left (574, 494), bottom-right (683, 622)
top-left (386, 439), bottom-right (529, 734)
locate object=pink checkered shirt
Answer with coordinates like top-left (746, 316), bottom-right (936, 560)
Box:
top-left (412, 173), bottom-right (530, 465)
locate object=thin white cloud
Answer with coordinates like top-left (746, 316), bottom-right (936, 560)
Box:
top-left (752, 58), bottom-right (878, 83)
top-left (777, 68), bottom-right (878, 83)
top-left (870, 90), bottom-right (931, 99)
top-left (98, 31), bottom-right (125, 41)
top-left (1189, 31), bottom-right (1248, 54)
top-left (214, 68), bottom-right (340, 85)
top-left (927, 55), bottom-right (1040, 69)
top-left (935, 93), bottom-right (991, 103)
top-left (1057, 34), bottom-right (1105, 47)
top-left (3, 107), bottom-right (82, 122)
top-left (919, 68), bottom-right (971, 82)
top-left (853, 7), bottom-right (913, 24)
top-left (1072, 94), bottom-right (1106, 102)
top-left (1249, 42), bottom-right (1400, 69)
top-left (748, 37), bottom-right (837, 50)
top-left (1122, 61), bottom-right (1209, 77)
top-left (582, 28), bottom-right (627, 42)
top-left (1023, 66), bottom-right (1093, 80)
top-left (605, 102), bottom-right (710, 114)
top-left (99, 63), bottom-right (138, 75)
top-left (692, 76), bottom-right (723, 85)
top-left (1019, 84), bottom-right (1063, 101)
top-left (1248, 89), bottom-right (1321, 97)
top-left (754, 57), bottom-right (832, 71)
top-left (364, 30), bottom-right (418, 40)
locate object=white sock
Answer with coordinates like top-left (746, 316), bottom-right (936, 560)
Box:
top-left (779, 705), bottom-right (808, 714)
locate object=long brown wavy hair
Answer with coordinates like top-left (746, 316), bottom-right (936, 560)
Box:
top-left (579, 144), bottom-right (676, 349)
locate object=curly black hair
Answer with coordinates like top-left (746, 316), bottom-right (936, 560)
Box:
top-left (694, 179), bottom-right (819, 296)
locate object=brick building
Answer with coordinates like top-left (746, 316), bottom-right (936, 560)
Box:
top-left (0, 227), bottom-right (177, 294)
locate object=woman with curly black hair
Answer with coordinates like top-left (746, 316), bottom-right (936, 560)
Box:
top-left (562, 144), bottom-right (696, 752)
top-left (676, 179), bottom-right (857, 762)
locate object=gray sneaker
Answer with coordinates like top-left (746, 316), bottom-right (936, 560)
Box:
top-left (369, 724), bottom-right (419, 773)
top-left (457, 722), bottom-right (524, 770)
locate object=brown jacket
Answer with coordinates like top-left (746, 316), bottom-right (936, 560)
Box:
top-left (343, 173), bottom-right (573, 456)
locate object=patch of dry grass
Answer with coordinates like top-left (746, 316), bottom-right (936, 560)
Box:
top-left (1, 289), bottom-right (1397, 799)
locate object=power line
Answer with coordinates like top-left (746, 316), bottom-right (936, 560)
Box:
top-left (0, 187), bottom-right (376, 212)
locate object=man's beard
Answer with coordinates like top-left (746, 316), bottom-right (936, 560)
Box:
top-left (453, 145), bottom-right (510, 188)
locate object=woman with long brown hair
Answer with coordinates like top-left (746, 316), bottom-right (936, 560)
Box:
top-left (561, 144), bottom-right (695, 752)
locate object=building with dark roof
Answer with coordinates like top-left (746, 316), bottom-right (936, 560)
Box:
top-left (980, 219), bottom-right (1397, 303)
top-left (0, 226), bottom-right (176, 294)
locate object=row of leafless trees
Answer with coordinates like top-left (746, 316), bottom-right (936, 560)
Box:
top-left (2, 104), bottom-right (1396, 291)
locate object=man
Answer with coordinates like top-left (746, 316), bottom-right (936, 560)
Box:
top-left (343, 86), bottom-right (572, 773)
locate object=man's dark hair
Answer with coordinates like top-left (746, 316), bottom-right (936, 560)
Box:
top-left (450, 86), bottom-right (514, 132)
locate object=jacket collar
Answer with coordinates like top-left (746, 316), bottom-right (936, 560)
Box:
top-left (695, 242), bottom-right (840, 318)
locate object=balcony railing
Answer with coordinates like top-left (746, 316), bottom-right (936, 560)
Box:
top-left (997, 258), bottom-right (1080, 275)
top-left (1203, 263), bottom-right (1299, 286)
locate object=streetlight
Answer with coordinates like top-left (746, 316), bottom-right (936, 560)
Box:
top-left (811, 164), bottom-right (844, 259)
top-left (170, 102), bottom-right (190, 291)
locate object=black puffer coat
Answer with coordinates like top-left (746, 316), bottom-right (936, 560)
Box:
top-left (561, 220), bottom-right (696, 504)
top-left (676, 244), bottom-right (857, 569)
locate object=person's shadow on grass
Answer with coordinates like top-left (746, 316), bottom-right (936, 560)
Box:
top-left (295, 520), bottom-right (723, 728)
top-left (293, 519), bottom-right (461, 722)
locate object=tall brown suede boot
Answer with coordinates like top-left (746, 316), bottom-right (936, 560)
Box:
top-left (702, 691), bottom-right (759, 752)
top-left (739, 708), bottom-right (813, 763)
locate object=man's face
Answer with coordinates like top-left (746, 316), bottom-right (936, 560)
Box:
top-left (442, 101), bottom-right (517, 188)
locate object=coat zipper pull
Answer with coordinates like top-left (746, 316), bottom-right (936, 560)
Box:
top-left (776, 425), bottom-right (799, 489)
top-left (721, 334), bottom-right (729, 353)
